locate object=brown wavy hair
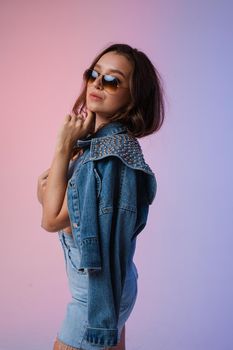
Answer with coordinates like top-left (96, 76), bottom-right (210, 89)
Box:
top-left (72, 43), bottom-right (165, 138)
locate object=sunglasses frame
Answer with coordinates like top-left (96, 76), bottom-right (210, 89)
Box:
top-left (84, 68), bottom-right (129, 94)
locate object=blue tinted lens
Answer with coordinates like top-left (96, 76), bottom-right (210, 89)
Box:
top-left (104, 74), bottom-right (116, 82)
top-left (85, 69), bottom-right (119, 92)
top-left (91, 70), bottom-right (99, 79)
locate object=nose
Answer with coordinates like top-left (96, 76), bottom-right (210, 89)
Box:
top-left (93, 75), bottom-right (103, 90)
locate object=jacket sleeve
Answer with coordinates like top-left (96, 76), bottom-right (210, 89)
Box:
top-left (76, 159), bottom-right (102, 270)
top-left (78, 156), bottom-right (139, 348)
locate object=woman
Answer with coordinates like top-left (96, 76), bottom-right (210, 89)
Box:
top-left (37, 43), bottom-right (165, 350)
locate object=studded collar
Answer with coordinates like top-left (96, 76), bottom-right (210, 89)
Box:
top-left (74, 121), bottom-right (128, 147)
top-left (73, 122), bottom-right (155, 176)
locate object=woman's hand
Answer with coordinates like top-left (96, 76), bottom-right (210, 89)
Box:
top-left (40, 109), bottom-right (95, 232)
top-left (55, 109), bottom-right (95, 153)
top-left (37, 168), bottom-right (50, 204)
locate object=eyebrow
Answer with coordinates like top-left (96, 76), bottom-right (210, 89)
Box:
top-left (94, 63), bottom-right (126, 79)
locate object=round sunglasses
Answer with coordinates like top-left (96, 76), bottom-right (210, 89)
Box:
top-left (83, 68), bottom-right (129, 94)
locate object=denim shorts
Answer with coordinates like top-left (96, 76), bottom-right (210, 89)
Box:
top-left (56, 231), bottom-right (138, 350)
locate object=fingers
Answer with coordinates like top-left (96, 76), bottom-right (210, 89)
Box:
top-left (64, 114), bottom-right (72, 123)
top-left (64, 113), bottom-right (84, 124)
top-left (37, 168), bottom-right (49, 204)
top-left (68, 110), bottom-right (95, 131)
top-left (60, 110), bottom-right (95, 143)
top-left (38, 176), bottom-right (48, 188)
top-left (85, 108), bottom-right (95, 122)
top-left (39, 168), bottom-right (50, 180)
top-left (83, 109), bottom-right (95, 131)
top-left (40, 179), bottom-right (47, 189)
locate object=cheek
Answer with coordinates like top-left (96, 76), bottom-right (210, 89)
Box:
top-left (86, 87), bottom-right (95, 107)
top-left (86, 85), bottom-right (91, 99)
top-left (115, 91), bottom-right (131, 108)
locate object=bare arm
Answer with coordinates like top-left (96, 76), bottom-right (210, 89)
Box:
top-left (39, 110), bottom-right (95, 233)
top-left (41, 150), bottom-right (70, 232)
top-left (37, 168), bottom-right (72, 233)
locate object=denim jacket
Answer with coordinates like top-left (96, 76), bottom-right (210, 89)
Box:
top-left (65, 121), bottom-right (157, 347)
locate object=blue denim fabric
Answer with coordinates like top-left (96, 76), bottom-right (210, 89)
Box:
top-left (57, 230), bottom-right (138, 350)
top-left (63, 121), bottom-right (157, 348)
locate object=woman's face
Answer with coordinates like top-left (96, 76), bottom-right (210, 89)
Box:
top-left (86, 51), bottom-right (133, 120)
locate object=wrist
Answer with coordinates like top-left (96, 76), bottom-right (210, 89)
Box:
top-left (55, 133), bottom-right (78, 154)
top-left (54, 143), bottom-right (74, 157)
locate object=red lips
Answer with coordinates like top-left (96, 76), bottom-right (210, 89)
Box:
top-left (89, 92), bottom-right (103, 100)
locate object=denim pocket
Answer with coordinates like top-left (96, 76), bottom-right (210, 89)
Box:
top-left (67, 245), bottom-right (88, 275)
top-left (59, 232), bottom-right (87, 276)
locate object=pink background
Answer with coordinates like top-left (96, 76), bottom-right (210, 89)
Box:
top-left (1, 1), bottom-right (232, 349)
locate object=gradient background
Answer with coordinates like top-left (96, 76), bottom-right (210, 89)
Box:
top-left (0, 1), bottom-right (232, 349)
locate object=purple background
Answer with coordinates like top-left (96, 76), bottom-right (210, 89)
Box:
top-left (0, 1), bottom-right (232, 349)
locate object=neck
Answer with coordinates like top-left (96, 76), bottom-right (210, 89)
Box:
top-left (94, 113), bottom-right (110, 132)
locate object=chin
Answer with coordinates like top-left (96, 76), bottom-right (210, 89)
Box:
top-left (87, 101), bottom-right (116, 117)
top-left (86, 100), bottom-right (100, 112)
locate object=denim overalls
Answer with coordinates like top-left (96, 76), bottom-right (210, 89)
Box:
top-left (56, 122), bottom-right (157, 349)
